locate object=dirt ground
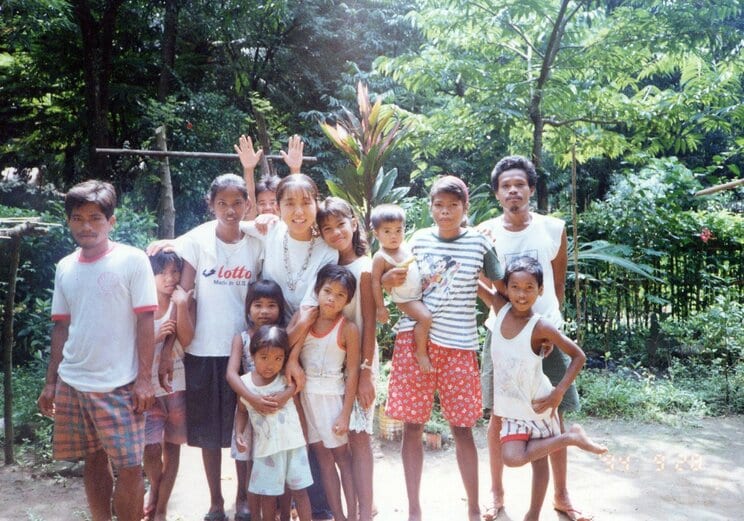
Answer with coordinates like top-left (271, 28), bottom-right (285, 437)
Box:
top-left (1, 416), bottom-right (742, 521)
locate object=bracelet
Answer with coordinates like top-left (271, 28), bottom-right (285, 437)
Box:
top-left (360, 359), bottom-right (373, 371)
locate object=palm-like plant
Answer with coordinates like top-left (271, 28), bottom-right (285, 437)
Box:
top-left (319, 82), bottom-right (410, 234)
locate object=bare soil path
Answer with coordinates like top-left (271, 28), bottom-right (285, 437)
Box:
top-left (2, 416), bottom-right (742, 521)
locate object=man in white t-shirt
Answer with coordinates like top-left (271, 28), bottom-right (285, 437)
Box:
top-left (37, 180), bottom-right (157, 521)
top-left (478, 156), bottom-right (588, 521)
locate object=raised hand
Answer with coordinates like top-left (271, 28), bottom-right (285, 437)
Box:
top-left (280, 134), bottom-right (304, 174)
top-left (234, 134), bottom-right (263, 172)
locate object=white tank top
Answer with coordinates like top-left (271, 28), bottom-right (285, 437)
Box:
top-left (491, 304), bottom-right (554, 421)
top-left (300, 316), bottom-right (347, 395)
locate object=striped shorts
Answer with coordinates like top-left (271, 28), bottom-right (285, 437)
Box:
top-left (53, 380), bottom-right (145, 468)
top-left (499, 415), bottom-right (560, 442)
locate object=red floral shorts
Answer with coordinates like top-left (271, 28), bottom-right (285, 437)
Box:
top-left (385, 330), bottom-right (482, 427)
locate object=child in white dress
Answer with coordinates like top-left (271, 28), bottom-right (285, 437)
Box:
top-left (300, 264), bottom-right (360, 521)
top-left (235, 325), bottom-right (313, 521)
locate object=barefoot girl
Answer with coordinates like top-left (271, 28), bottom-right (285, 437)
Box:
top-left (482, 256), bottom-right (607, 521)
top-left (234, 325), bottom-right (314, 521)
top-left (226, 280), bottom-right (288, 521)
top-left (315, 197), bottom-right (377, 521)
top-left (300, 264), bottom-right (361, 521)
top-left (173, 174), bottom-right (263, 521)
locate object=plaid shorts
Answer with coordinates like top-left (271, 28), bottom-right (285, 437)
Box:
top-left (53, 380), bottom-right (145, 468)
top-left (385, 330), bottom-right (482, 428)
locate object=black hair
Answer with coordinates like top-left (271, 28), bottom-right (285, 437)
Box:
top-left (245, 280), bottom-right (287, 327)
top-left (249, 325), bottom-right (291, 359)
top-left (430, 175), bottom-right (469, 207)
top-left (490, 155), bottom-right (538, 191)
top-left (317, 196), bottom-right (368, 256)
top-left (370, 203), bottom-right (406, 230)
top-left (504, 255), bottom-right (543, 287)
top-left (207, 173), bottom-right (249, 203)
top-left (275, 173), bottom-right (319, 204)
top-left (314, 263), bottom-right (356, 303)
top-left (256, 174), bottom-right (280, 196)
top-left (149, 251), bottom-right (184, 275)
top-left (64, 180), bottom-right (117, 219)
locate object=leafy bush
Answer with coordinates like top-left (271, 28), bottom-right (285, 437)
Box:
top-left (661, 295), bottom-right (744, 412)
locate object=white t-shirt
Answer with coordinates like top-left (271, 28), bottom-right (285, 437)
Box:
top-left (260, 222), bottom-right (338, 322)
top-left (239, 373), bottom-right (306, 458)
top-left (177, 221), bottom-right (263, 357)
top-left (477, 213), bottom-right (565, 329)
top-left (52, 243), bottom-right (158, 393)
top-left (151, 301), bottom-right (186, 396)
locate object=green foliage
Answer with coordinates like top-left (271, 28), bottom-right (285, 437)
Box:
top-left (661, 295), bottom-right (744, 412)
top-left (576, 367), bottom-right (710, 423)
top-left (320, 82), bottom-right (412, 232)
top-left (0, 362), bottom-right (53, 460)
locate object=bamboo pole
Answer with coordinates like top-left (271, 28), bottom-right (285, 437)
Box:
top-left (694, 178), bottom-right (744, 196)
top-left (2, 232), bottom-right (22, 464)
top-left (95, 148), bottom-right (317, 162)
top-left (571, 142), bottom-right (581, 343)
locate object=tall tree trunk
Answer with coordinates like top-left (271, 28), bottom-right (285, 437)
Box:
top-left (158, 0), bottom-right (180, 101)
top-left (156, 126), bottom-right (176, 238)
top-left (528, 0), bottom-right (581, 212)
top-left (71, 0), bottom-right (125, 179)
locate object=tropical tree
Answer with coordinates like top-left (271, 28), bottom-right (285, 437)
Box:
top-left (319, 82), bottom-right (411, 233)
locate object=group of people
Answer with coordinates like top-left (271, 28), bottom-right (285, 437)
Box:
top-left (37, 134), bottom-right (607, 521)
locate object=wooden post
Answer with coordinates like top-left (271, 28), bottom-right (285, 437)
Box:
top-left (2, 234), bottom-right (21, 465)
top-left (571, 142), bottom-right (581, 344)
top-left (155, 126), bottom-right (176, 239)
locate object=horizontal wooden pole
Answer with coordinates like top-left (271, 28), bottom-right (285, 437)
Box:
top-left (694, 178), bottom-right (744, 196)
top-left (96, 148), bottom-right (317, 162)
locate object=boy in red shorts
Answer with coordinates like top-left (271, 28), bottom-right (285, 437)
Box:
top-left (37, 180), bottom-right (157, 521)
top-left (384, 176), bottom-right (502, 521)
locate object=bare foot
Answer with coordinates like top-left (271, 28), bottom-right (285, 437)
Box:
top-left (142, 492), bottom-right (157, 521)
top-left (567, 424), bottom-right (608, 455)
top-left (468, 505), bottom-right (482, 521)
top-left (482, 502), bottom-right (504, 520)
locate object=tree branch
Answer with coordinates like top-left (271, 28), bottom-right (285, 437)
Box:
top-left (544, 117), bottom-right (621, 127)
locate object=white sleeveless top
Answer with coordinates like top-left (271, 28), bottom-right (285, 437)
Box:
top-left (377, 249), bottom-right (422, 303)
top-left (491, 304), bottom-right (554, 421)
top-left (300, 316), bottom-right (347, 395)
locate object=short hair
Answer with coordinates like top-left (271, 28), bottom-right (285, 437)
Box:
top-left (370, 204), bottom-right (406, 230)
top-left (276, 174), bottom-right (319, 204)
top-left (314, 263), bottom-right (356, 303)
top-left (256, 175), bottom-right (280, 196)
top-left (430, 175), bottom-right (469, 206)
top-left (491, 155), bottom-right (537, 191)
top-left (64, 180), bottom-right (117, 219)
top-left (149, 251), bottom-right (184, 275)
top-left (249, 325), bottom-right (291, 359)
top-left (317, 196), bottom-right (368, 256)
top-left (245, 280), bottom-right (287, 327)
top-left (207, 173), bottom-right (248, 203)
top-left (504, 256), bottom-right (543, 287)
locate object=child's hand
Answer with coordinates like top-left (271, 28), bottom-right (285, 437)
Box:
top-left (234, 134), bottom-right (262, 171)
top-left (254, 213), bottom-right (279, 235)
top-left (285, 359), bottom-right (306, 394)
top-left (357, 371), bottom-right (376, 410)
top-left (249, 394), bottom-right (281, 414)
top-left (280, 135), bottom-right (304, 174)
top-left (298, 306), bottom-right (319, 329)
top-left (415, 352), bottom-right (435, 374)
top-left (376, 306), bottom-right (389, 324)
top-left (235, 432), bottom-right (249, 453)
top-left (381, 266), bottom-right (408, 291)
top-left (532, 388), bottom-right (563, 414)
top-left (158, 355), bottom-right (174, 393)
top-left (170, 285), bottom-right (193, 307)
top-left (155, 319), bottom-right (176, 344)
top-left (333, 415), bottom-right (349, 437)
top-left (146, 239), bottom-right (176, 256)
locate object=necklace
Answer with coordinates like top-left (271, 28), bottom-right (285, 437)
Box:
top-left (283, 231), bottom-right (316, 291)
